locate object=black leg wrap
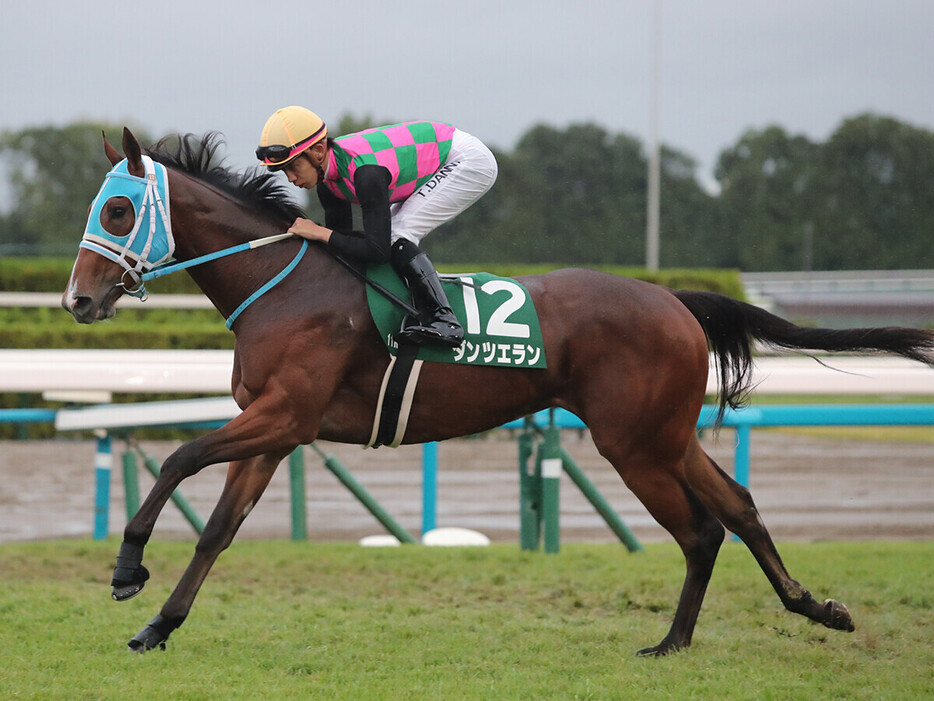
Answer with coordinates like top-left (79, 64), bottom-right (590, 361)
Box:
top-left (127, 613), bottom-right (177, 653)
top-left (111, 542), bottom-right (150, 601)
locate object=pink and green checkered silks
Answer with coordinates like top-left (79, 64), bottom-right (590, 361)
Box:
top-left (323, 122), bottom-right (456, 203)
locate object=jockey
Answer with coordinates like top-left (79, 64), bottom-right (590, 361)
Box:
top-left (256, 106), bottom-right (498, 348)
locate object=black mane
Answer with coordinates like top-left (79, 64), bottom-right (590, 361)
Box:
top-left (145, 132), bottom-right (305, 224)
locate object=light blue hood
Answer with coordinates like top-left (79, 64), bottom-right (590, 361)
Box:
top-left (81, 155), bottom-right (173, 277)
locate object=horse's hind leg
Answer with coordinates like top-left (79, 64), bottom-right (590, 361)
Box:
top-left (127, 452), bottom-right (285, 653)
top-left (594, 437), bottom-right (726, 655)
top-left (683, 436), bottom-right (855, 633)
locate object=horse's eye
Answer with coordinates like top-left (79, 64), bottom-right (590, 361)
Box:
top-left (111, 207), bottom-right (128, 219)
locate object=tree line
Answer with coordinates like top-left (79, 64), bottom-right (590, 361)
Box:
top-left (2, 113), bottom-right (932, 271)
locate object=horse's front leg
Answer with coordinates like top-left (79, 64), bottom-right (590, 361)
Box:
top-left (110, 439), bottom-right (207, 601)
top-left (128, 451), bottom-right (286, 652)
top-left (111, 394), bottom-right (310, 602)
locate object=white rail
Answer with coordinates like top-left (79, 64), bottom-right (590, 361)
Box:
top-left (2, 349), bottom-right (934, 396)
top-left (0, 349), bottom-right (233, 393)
top-left (0, 292), bottom-right (214, 309)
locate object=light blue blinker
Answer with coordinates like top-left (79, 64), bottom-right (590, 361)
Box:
top-left (81, 156), bottom-right (173, 282)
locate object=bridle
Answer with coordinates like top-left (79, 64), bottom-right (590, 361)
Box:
top-left (80, 156), bottom-right (173, 301)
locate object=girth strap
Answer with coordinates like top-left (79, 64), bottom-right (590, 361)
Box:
top-left (368, 342), bottom-right (423, 448)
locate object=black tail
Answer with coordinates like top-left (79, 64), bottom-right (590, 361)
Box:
top-left (674, 290), bottom-right (934, 426)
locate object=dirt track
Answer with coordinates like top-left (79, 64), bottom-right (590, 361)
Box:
top-left (1, 430), bottom-right (933, 545)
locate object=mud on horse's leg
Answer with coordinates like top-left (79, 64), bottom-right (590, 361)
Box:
top-left (127, 453), bottom-right (285, 653)
top-left (684, 442), bottom-right (855, 633)
top-left (741, 517), bottom-right (855, 632)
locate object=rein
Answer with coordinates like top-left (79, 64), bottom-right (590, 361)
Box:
top-left (137, 232), bottom-right (305, 329)
top-left (326, 249), bottom-right (419, 317)
top-left (139, 233), bottom-right (420, 328)
top-left (142, 232), bottom-right (294, 283)
top-left (116, 231), bottom-right (307, 330)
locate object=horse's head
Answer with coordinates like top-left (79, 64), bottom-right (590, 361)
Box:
top-left (63, 128), bottom-right (173, 323)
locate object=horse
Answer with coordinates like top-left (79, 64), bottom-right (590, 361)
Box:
top-left (63, 128), bottom-right (934, 655)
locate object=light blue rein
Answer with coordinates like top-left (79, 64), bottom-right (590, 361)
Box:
top-left (80, 157), bottom-right (307, 330)
top-left (141, 235), bottom-right (308, 330)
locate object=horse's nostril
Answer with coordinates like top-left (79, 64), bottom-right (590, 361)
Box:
top-left (70, 296), bottom-right (96, 322)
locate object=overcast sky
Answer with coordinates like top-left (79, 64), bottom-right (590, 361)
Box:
top-left (2, 0), bottom-right (932, 192)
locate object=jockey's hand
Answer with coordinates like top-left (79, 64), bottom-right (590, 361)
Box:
top-left (287, 217), bottom-right (332, 243)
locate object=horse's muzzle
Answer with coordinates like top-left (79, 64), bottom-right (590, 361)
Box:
top-left (62, 292), bottom-right (117, 324)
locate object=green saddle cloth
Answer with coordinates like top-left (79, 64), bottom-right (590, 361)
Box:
top-left (365, 264), bottom-right (547, 369)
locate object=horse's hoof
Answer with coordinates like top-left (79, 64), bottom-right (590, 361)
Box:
top-left (636, 641), bottom-right (683, 657)
top-left (127, 636), bottom-right (166, 654)
top-left (636, 645), bottom-right (664, 657)
top-left (111, 562), bottom-right (150, 602)
top-left (112, 582), bottom-right (146, 602)
top-left (127, 615), bottom-right (170, 653)
top-left (822, 598), bottom-right (855, 632)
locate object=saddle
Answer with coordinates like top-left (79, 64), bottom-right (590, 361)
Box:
top-left (364, 264), bottom-right (547, 447)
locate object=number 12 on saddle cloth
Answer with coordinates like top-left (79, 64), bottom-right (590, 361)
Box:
top-left (365, 265), bottom-right (547, 369)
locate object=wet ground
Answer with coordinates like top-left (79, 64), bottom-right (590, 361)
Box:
top-left (1, 430), bottom-right (933, 545)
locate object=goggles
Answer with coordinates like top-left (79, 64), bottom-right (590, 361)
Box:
top-left (255, 124), bottom-right (326, 166)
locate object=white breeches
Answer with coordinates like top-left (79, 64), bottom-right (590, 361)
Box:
top-left (389, 129), bottom-right (498, 245)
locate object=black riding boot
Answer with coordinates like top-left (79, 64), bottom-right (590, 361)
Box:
top-left (390, 239), bottom-right (464, 348)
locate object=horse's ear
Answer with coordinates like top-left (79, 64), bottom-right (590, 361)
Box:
top-left (122, 127), bottom-right (144, 177)
top-left (102, 132), bottom-right (122, 166)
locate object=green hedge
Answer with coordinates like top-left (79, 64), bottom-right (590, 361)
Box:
top-left (0, 257), bottom-right (204, 294)
top-left (438, 264), bottom-right (746, 299)
top-left (0, 308), bottom-right (233, 350)
top-left (2, 256), bottom-right (745, 297)
top-left (0, 322), bottom-right (234, 350)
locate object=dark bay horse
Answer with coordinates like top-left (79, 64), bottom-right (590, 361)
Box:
top-left (63, 129), bottom-right (934, 655)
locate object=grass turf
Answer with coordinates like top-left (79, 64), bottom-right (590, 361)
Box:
top-left (1, 540), bottom-right (932, 699)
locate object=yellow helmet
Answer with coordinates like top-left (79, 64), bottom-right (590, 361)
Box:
top-left (256, 106), bottom-right (327, 169)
